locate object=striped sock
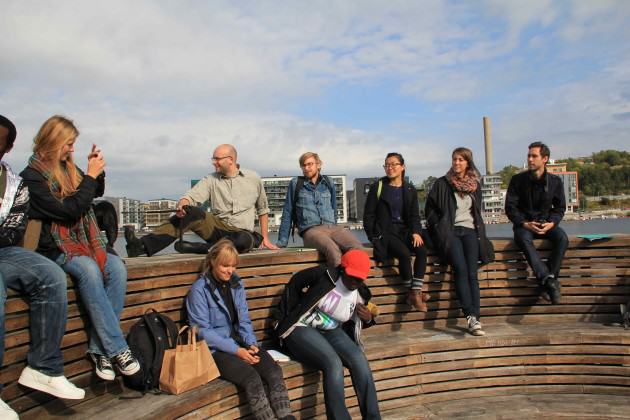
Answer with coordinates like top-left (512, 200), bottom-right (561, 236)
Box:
top-left (411, 277), bottom-right (423, 290)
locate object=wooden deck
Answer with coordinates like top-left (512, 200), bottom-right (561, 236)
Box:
top-left (2, 235), bottom-right (629, 418)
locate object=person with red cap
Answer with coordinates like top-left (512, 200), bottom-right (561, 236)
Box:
top-left (273, 249), bottom-right (381, 420)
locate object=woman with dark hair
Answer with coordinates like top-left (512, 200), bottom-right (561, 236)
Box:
top-left (20, 115), bottom-right (140, 380)
top-left (186, 239), bottom-right (294, 420)
top-left (425, 147), bottom-right (493, 336)
top-left (363, 152), bottom-right (429, 311)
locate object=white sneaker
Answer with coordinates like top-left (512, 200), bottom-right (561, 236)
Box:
top-left (18, 366), bottom-right (85, 400)
top-left (0, 398), bottom-right (19, 420)
top-left (467, 315), bottom-right (486, 336)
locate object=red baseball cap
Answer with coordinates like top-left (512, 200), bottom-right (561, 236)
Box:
top-left (340, 250), bottom-right (371, 281)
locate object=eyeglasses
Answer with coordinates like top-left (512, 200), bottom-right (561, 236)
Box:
top-left (383, 163), bottom-right (402, 169)
top-left (212, 155), bottom-right (232, 162)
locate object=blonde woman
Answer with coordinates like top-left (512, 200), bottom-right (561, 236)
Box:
top-left (20, 115), bottom-right (139, 381)
top-left (186, 239), bottom-right (294, 420)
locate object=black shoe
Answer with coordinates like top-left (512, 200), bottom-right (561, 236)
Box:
top-left (544, 274), bottom-right (562, 304)
top-left (113, 349), bottom-right (140, 376)
top-left (124, 226), bottom-right (146, 258)
top-left (90, 353), bottom-right (115, 381)
top-left (174, 240), bottom-right (211, 254)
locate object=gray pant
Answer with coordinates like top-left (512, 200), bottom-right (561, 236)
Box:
top-left (302, 224), bottom-right (363, 268)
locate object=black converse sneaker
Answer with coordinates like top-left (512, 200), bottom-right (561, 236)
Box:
top-left (113, 349), bottom-right (140, 376)
top-left (90, 353), bottom-right (115, 381)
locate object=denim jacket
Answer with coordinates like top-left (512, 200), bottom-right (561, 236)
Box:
top-left (277, 175), bottom-right (336, 247)
top-left (186, 272), bottom-right (258, 354)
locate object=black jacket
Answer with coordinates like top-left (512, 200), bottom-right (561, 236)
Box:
top-left (20, 166), bottom-right (105, 261)
top-left (363, 177), bottom-right (421, 262)
top-left (424, 176), bottom-right (492, 264)
top-left (273, 265), bottom-right (374, 347)
top-left (505, 170), bottom-right (566, 227)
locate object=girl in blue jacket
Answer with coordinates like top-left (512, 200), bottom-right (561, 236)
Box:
top-left (186, 239), bottom-right (293, 420)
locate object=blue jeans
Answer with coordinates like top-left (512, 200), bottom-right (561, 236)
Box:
top-left (513, 225), bottom-right (568, 282)
top-left (447, 226), bottom-right (481, 318)
top-left (0, 246), bottom-right (67, 383)
top-left (57, 253), bottom-right (128, 358)
top-left (285, 326), bottom-right (381, 420)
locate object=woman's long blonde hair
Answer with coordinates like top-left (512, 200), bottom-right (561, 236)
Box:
top-left (203, 239), bottom-right (239, 275)
top-left (32, 115), bottom-right (81, 198)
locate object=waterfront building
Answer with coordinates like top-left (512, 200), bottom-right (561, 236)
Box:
top-left (347, 190), bottom-right (356, 221)
top-left (352, 177), bottom-right (379, 222)
top-left (144, 198), bottom-right (177, 227)
top-left (261, 175), bottom-right (348, 227)
top-left (547, 161), bottom-right (579, 212)
top-left (481, 174), bottom-right (504, 223)
top-left (100, 196), bottom-right (144, 229)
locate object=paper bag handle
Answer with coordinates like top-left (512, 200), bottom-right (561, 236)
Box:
top-left (176, 325), bottom-right (198, 351)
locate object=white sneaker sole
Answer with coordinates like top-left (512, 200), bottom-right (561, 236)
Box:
top-left (117, 363), bottom-right (140, 376)
top-left (90, 355), bottom-right (116, 381)
top-left (18, 372), bottom-right (85, 400)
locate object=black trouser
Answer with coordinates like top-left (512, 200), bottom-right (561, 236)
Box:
top-left (141, 213), bottom-right (259, 255)
top-left (385, 224), bottom-right (427, 286)
top-left (447, 226), bottom-right (480, 318)
top-left (513, 225), bottom-right (568, 282)
top-left (212, 349), bottom-right (291, 420)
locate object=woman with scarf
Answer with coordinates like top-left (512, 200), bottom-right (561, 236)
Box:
top-left (425, 147), bottom-right (493, 336)
top-left (186, 239), bottom-right (294, 420)
top-left (363, 152), bottom-right (429, 311)
top-left (20, 115), bottom-right (139, 381)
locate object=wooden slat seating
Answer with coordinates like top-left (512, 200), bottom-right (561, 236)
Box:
top-left (2, 235), bottom-right (629, 418)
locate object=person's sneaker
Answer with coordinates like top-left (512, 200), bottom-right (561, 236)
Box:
top-left (406, 290), bottom-right (428, 312)
top-left (0, 398), bottom-right (18, 420)
top-left (124, 226), bottom-right (146, 258)
top-left (467, 315), bottom-right (486, 336)
top-left (90, 353), bottom-right (116, 381)
top-left (113, 349), bottom-right (140, 376)
top-left (544, 274), bottom-right (562, 304)
top-left (18, 366), bottom-right (85, 400)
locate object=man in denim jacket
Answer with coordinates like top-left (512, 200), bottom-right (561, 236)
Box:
top-left (276, 152), bottom-right (362, 268)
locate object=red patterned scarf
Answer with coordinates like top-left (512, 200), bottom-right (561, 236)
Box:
top-left (447, 168), bottom-right (479, 197)
top-left (29, 155), bottom-right (108, 276)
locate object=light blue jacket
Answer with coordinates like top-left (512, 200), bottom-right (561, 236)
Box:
top-left (277, 175), bottom-right (337, 247)
top-left (186, 272), bottom-right (258, 354)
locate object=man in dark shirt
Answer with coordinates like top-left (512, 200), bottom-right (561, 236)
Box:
top-left (505, 142), bottom-right (568, 304)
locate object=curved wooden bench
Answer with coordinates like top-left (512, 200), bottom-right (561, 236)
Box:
top-left (2, 235), bottom-right (629, 418)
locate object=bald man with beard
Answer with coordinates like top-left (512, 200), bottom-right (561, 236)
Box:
top-left (125, 144), bottom-right (278, 257)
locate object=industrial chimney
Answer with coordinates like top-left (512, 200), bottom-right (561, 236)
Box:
top-left (483, 116), bottom-right (493, 175)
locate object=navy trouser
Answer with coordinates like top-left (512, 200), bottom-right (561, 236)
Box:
top-left (285, 326), bottom-right (381, 420)
top-left (447, 226), bottom-right (481, 318)
top-left (513, 225), bottom-right (568, 282)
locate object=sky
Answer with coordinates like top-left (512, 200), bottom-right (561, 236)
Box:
top-left (1, 0), bottom-right (629, 201)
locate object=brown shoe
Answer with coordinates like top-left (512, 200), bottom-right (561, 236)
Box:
top-left (407, 290), bottom-right (428, 312)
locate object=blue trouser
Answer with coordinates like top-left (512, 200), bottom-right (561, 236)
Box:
top-left (57, 253), bottom-right (129, 358)
top-left (447, 226), bottom-right (481, 318)
top-left (513, 225), bottom-right (568, 282)
top-left (284, 326), bottom-right (381, 420)
top-left (0, 246), bottom-right (68, 385)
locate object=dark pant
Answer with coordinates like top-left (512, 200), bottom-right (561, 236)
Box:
top-left (385, 225), bottom-right (427, 285)
top-left (212, 349), bottom-right (291, 420)
top-left (142, 213), bottom-right (258, 255)
top-left (447, 226), bottom-right (480, 318)
top-left (513, 225), bottom-right (568, 282)
top-left (0, 246), bottom-right (68, 384)
top-left (284, 326), bottom-right (381, 420)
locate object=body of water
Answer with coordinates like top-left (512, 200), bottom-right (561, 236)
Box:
top-left (114, 218), bottom-right (630, 258)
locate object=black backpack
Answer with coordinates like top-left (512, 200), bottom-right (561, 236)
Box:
top-left (123, 309), bottom-right (179, 392)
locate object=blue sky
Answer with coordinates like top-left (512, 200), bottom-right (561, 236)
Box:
top-left (1, 0), bottom-right (629, 200)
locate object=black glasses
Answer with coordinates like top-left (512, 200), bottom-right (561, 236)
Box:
top-left (212, 155), bottom-right (231, 162)
top-left (383, 163), bottom-right (402, 169)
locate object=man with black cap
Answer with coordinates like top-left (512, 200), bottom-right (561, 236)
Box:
top-left (273, 249), bottom-right (381, 419)
top-left (505, 141), bottom-right (568, 304)
top-left (0, 115), bottom-right (84, 419)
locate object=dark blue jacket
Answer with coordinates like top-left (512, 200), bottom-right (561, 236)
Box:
top-left (186, 272), bottom-right (257, 354)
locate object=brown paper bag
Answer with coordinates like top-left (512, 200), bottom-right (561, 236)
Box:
top-left (159, 326), bottom-right (220, 395)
